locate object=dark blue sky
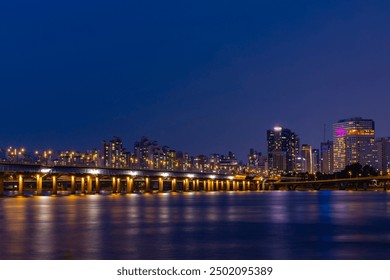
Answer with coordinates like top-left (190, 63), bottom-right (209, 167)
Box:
top-left (1, 0), bottom-right (390, 160)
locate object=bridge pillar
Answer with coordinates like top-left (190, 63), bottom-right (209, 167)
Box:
top-left (18, 175), bottom-right (24, 195)
top-left (256, 181), bottom-right (260, 191)
top-left (52, 176), bottom-right (57, 195)
top-left (81, 177), bottom-right (85, 194)
top-left (233, 181), bottom-right (238, 191)
top-left (145, 177), bottom-right (150, 192)
top-left (171, 178), bottom-right (177, 192)
top-left (159, 178), bottom-right (164, 192)
top-left (215, 180), bottom-right (219, 191)
top-left (116, 178), bottom-right (121, 193)
top-left (87, 176), bottom-right (93, 194)
top-left (184, 179), bottom-right (190, 191)
top-left (71, 176), bottom-right (76, 194)
top-left (0, 178), bottom-right (4, 197)
top-left (37, 175), bottom-right (43, 196)
top-left (205, 180), bottom-right (211, 192)
top-left (262, 180), bottom-right (266, 191)
top-left (111, 177), bottom-right (116, 193)
top-left (194, 179), bottom-right (199, 191)
top-left (95, 177), bottom-right (100, 193)
top-left (226, 180), bottom-right (230, 191)
top-left (126, 177), bottom-right (134, 193)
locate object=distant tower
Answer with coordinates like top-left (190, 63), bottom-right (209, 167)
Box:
top-left (301, 144), bottom-right (313, 174)
top-left (267, 125), bottom-right (299, 173)
top-left (321, 141), bottom-right (334, 174)
top-left (103, 136), bottom-right (125, 168)
top-left (333, 117), bottom-right (375, 172)
top-left (375, 137), bottom-right (390, 174)
top-left (312, 148), bottom-right (320, 173)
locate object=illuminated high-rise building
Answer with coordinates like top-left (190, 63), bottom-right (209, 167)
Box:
top-left (267, 125), bottom-right (299, 173)
top-left (375, 137), bottom-right (390, 174)
top-left (312, 148), bottom-right (320, 173)
top-left (321, 141), bottom-right (333, 174)
top-left (134, 136), bottom-right (160, 169)
top-left (333, 117), bottom-right (375, 172)
top-left (301, 144), bottom-right (313, 173)
top-left (103, 136), bottom-right (126, 168)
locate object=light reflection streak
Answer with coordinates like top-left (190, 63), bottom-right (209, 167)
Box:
top-left (32, 198), bottom-right (54, 258)
top-left (83, 196), bottom-right (102, 258)
top-left (2, 198), bottom-right (27, 257)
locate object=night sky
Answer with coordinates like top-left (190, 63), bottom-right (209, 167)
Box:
top-left (1, 1), bottom-right (390, 160)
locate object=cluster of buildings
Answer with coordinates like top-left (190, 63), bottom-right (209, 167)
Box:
top-left (0, 136), bottom-right (241, 175)
top-left (1, 116), bottom-right (388, 176)
top-left (265, 117), bottom-right (389, 175)
top-left (101, 136), bottom-right (241, 174)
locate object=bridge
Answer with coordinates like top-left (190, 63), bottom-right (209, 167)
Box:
top-left (1, 163), bottom-right (389, 197)
top-left (0, 163), bottom-right (263, 196)
top-left (266, 176), bottom-right (390, 191)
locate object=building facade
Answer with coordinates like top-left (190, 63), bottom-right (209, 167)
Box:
top-left (333, 117), bottom-right (375, 172)
top-left (321, 141), bottom-right (334, 174)
top-left (301, 144), bottom-right (313, 174)
top-left (312, 148), bottom-right (320, 173)
top-left (103, 137), bottom-right (127, 168)
top-left (267, 125), bottom-right (299, 173)
top-left (376, 137), bottom-right (390, 174)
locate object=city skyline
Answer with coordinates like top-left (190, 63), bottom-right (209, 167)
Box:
top-left (0, 115), bottom-right (386, 161)
top-left (2, 115), bottom-right (389, 177)
top-left (2, 1), bottom-right (390, 161)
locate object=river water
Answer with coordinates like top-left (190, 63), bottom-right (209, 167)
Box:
top-left (1, 191), bottom-right (390, 260)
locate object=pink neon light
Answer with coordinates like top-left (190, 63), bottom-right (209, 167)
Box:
top-left (335, 128), bottom-right (347, 137)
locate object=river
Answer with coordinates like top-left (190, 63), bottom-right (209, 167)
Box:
top-left (1, 191), bottom-right (390, 259)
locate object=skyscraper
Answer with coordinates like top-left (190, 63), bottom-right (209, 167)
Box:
top-left (134, 136), bottom-right (160, 169)
top-left (321, 141), bottom-right (333, 174)
top-left (103, 136), bottom-right (126, 168)
top-left (267, 125), bottom-right (299, 173)
top-left (333, 117), bottom-right (375, 172)
top-left (301, 144), bottom-right (313, 173)
top-left (375, 137), bottom-right (390, 174)
top-left (312, 148), bottom-right (320, 173)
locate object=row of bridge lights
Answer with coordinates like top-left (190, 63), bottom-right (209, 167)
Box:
top-left (38, 168), bottom-right (235, 180)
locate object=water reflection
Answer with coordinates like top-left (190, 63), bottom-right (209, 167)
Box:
top-left (1, 192), bottom-right (390, 259)
top-left (32, 199), bottom-right (54, 258)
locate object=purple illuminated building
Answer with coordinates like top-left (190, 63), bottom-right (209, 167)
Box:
top-left (333, 117), bottom-right (376, 172)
